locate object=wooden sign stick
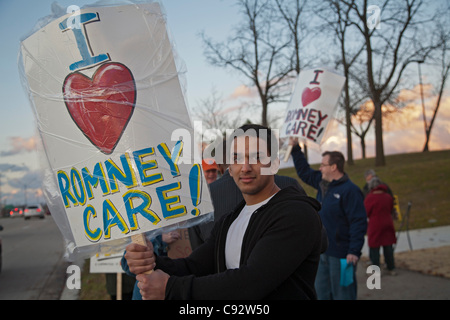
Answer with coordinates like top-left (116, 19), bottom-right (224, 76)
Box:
top-left (131, 233), bottom-right (153, 274)
top-left (116, 272), bottom-right (122, 300)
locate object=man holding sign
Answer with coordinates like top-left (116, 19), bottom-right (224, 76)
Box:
top-left (289, 138), bottom-right (367, 300)
top-left (280, 68), bottom-right (365, 299)
top-left (125, 125), bottom-right (324, 300)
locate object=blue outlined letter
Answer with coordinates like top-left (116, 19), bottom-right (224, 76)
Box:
top-left (59, 10), bottom-right (109, 70)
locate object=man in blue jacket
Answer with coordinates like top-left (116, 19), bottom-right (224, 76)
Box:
top-left (290, 139), bottom-right (367, 300)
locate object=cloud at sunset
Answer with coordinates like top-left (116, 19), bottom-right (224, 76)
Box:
top-left (382, 83), bottom-right (450, 153)
top-left (229, 84), bottom-right (257, 100)
top-left (0, 136), bottom-right (38, 156)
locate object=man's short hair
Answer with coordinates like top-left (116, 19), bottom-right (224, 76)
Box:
top-left (322, 151), bottom-right (345, 173)
top-left (368, 177), bottom-right (382, 190)
top-left (227, 124), bottom-right (280, 176)
top-left (228, 124), bottom-right (278, 157)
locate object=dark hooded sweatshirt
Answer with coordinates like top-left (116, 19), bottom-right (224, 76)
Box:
top-left (155, 186), bottom-right (323, 300)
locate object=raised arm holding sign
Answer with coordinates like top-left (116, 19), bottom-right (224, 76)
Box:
top-left (281, 68), bottom-right (345, 161)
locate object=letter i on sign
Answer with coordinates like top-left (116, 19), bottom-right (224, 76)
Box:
top-left (59, 6), bottom-right (110, 71)
top-left (310, 70), bottom-right (324, 85)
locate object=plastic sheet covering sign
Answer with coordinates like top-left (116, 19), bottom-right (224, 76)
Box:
top-left (280, 68), bottom-right (346, 144)
top-left (19, 2), bottom-right (214, 251)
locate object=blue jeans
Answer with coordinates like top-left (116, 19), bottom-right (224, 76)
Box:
top-left (315, 254), bottom-right (357, 300)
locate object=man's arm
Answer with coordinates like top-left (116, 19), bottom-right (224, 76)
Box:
top-left (291, 143), bottom-right (322, 190)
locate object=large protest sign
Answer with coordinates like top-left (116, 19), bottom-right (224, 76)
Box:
top-left (19, 2), bottom-right (214, 255)
top-left (280, 69), bottom-right (345, 144)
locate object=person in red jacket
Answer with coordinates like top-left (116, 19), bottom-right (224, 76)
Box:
top-left (364, 177), bottom-right (397, 275)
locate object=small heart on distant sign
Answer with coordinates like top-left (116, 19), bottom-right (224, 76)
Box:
top-left (63, 62), bottom-right (136, 154)
top-left (301, 87), bottom-right (321, 107)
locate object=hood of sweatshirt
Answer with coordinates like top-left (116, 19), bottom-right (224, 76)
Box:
top-left (264, 185), bottom-right (322, 212)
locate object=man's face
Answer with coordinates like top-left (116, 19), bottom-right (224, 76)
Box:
top-left (204, 169), bottom-right (218, 184)
top-left (229, 136), bottom-right (274, 201)
top-left (319, 154), bottom-right (334, 182)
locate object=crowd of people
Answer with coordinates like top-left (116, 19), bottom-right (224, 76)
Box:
top-left (113, 124), bottom-right (397, 300)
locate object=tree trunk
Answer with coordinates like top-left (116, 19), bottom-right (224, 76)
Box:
top-left (344, 78), bottom-right (354, 165)
top-left (261, 99), bottom-right (268, 127)
top-left (373, 99), bottom-right (385, 166)
top-left (423, 131), bottom-right (430, 152)
top-left (360, 137), bottom-right (366, 159)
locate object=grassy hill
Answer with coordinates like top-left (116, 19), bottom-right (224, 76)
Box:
top-left (278, 149), bottom-right (450, 231)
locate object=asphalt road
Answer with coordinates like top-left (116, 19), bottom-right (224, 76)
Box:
top-left (0, 215), bottom-right (68, 300)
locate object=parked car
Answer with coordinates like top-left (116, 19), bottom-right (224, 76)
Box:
top-left (0, 225), bottom-right (3, 273)
top-left (9, 207), bottom-right (23, 218)
top-left (24, 204), bottom-right (45, 220)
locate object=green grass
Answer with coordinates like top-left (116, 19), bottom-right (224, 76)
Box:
top-left (79, 260), bottom-right (110, 300)
top-left (279, 149), bottom-right (450, 230)
top-left (81, 149), bottom-right (450, 299)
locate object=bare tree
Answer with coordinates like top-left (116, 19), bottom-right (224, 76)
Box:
top-left (345, 0), bottom-right (439, 166)
top-left (316, 0), bottom-right (368, 165)
top-left (191, 86), bottom-right (243, 141)
top-left (334, 83), bottom-right (372, 159)
top-left (349, 101), bottom-right (373, 159)
top-left (274, 0), bottom-right (314, 160)
top-left (201, 0), bottom-right (293, 127)
top-left (274, 0), bottom-right (314, 75)
top-left (421, 24), bottom-right (450, 152)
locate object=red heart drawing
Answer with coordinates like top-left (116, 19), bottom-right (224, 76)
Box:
top-left (63, 62), bottom-right (136, 154)
top-left (301, 87), bottom-right (321, 107)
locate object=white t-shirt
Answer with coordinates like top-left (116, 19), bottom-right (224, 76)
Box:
top-left (225, 194), bottom-right (276, 269)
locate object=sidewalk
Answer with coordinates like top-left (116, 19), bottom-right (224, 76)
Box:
top-left (357, 225), bottom-right (450, 300)
top-left (361, 225), bottom-right (450, 255)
